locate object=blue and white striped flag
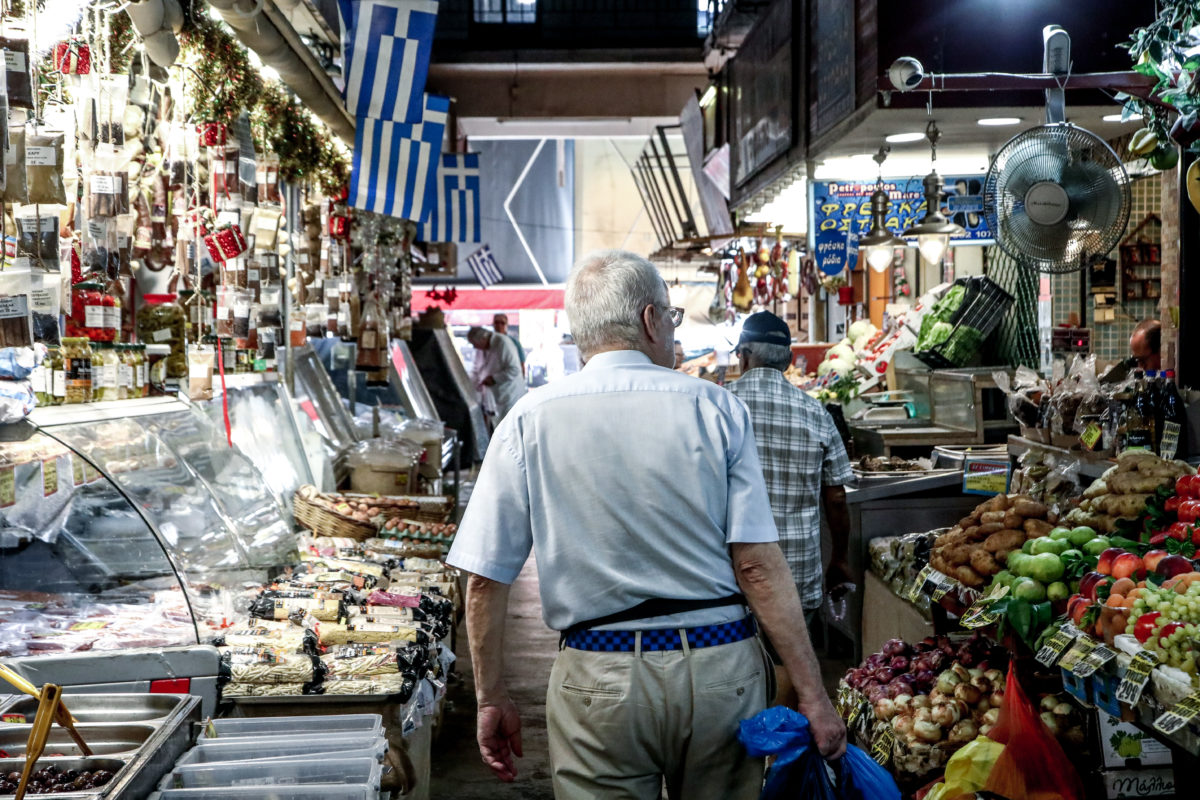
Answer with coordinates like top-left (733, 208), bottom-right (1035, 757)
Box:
top-left (416, 153), bottom-right (481, 243)
top-left (467, 245), bottom-right (503, 288)
top-left (338, 0), bottom-right (438, 123)
top-left (350, 93), bottom-right (449, 219)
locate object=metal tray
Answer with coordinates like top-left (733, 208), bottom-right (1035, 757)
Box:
top-left (0, 724), bottom-right (157, 757)
top-left (0, 695), bottom-right (184, 725)
top-left (0, 756), bottom-right (129, 797)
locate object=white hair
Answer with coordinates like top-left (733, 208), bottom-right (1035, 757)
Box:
top-left (740, 341), bottom-right (793, 371)
top-left (565, 250), bottom-right (667, 357)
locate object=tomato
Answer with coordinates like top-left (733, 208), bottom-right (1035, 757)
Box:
top-left (1168, 522), bottom-right (1192, 541)
top-left (1134, 612), bottom-right (1161, 644)
top-left (1166, 495), bottom-right (1183, 513)
top-left (1179, 500), bottom-right (1200, 524)
top-left (1158, 621), bottom-right (1186, 644)
top-left (1192, 526), bottom-right (1200, 547)
top-left (1176, 476), bottom-right (1191, 497)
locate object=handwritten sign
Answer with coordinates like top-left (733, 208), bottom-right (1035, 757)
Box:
top-left (1116, 650), bottom-right (1159, 706)
top-left (1036, 625), bottom-right (1081, 667)
top-left (1154, 690), bottom-right (1200, 735)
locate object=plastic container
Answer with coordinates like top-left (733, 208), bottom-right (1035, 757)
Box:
top-left (173, 744), bottom-right (387, 769)
top-left (345, 438), bottom-right (422, 495)
top-left (67, 281), bottom-right (118, 342)
top-left (161, 757), bottom-right (381, 791)
top-left (137, 294), bottom-right (186, 376)
top-left (146, 787), bottom-right (376, 800)
top-left (61, 336), bottom-right (92, 404)
top-left (200, 714), bottom-right (384, 740)
top-left (178, 733), bottom-right (388, 765)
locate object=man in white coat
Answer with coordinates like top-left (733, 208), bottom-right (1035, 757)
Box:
top-left (468, 326), bottom-right (527, 426)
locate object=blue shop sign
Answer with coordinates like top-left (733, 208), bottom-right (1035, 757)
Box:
top-left (813, 176), bottom-right (993, 243)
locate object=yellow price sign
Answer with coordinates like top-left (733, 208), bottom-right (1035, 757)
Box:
top-left (1116, 650), bottom-right (1159, 706)
top-left (1059, 637), bottom-right (1098, 674)
top-left (0, 465), bottom-right (13, 508)
top-left (908, 565), bottom-right (933, 602)
top-left (871, 726), bottom-right (894, 766)
top-left (1036, 626), bottom-right (1080, 667)
top-left (1154, 691), bottom-right (1200, 736)
top-left (42, 458), bottom-right (58, 497)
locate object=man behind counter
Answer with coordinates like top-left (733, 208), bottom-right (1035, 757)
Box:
top-left (1130, 319), bottom-right (1162, 372)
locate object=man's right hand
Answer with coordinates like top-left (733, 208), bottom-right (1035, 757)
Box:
top-left (801, 694), bottom-right (847, 760)
top-left (477, 697), bottom-right (523, 782)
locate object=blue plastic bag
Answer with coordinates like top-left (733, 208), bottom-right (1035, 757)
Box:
top-left (739, 706), bottom-right (901, 800)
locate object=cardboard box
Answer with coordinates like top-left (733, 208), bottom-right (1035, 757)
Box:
top-left (1097, 712), bottom-right (1173, 769)
top-left (1101, 767), bottom-right (1175, 798)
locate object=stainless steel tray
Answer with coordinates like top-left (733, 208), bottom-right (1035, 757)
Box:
top-left (0, 696), bottom-right (184, 725)
top-left (0, 724), bottom-right (157, 757)
top-left (0, 756), bottom-right (129, 796)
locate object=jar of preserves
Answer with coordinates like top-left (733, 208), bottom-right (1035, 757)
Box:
top-left (117, 344), bottom-right (133, 400)
top-left (136, 294), bottom-right (186, 377)
top-left (145, 344), bottom-right (171, 396)
top-left (92, 342), bottom-right (120, 402)
top-left (67, 282), bottom-right (118, 342)
top-left (40, 346), bottom-right (64, 406)
top-left (61, 337), bottom-right (92, 404)
top-left (131, 344), bottom-right (146, 398)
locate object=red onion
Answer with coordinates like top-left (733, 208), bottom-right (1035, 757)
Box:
top-left (910, 669), bottom-right (936, 691)
top-left (889, 655), bottom-right (909, 671)
top-left (873, 667), bottom-right (895, 683)
top-left (866, 653), bottom-right (887, 669)
top-left (882, 638), bottom-right (909, 657)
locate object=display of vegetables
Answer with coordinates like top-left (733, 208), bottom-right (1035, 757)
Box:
top-left (931, 493), bottom-right (1054, 588)
top-left (1063, 452), bottom-right (1193, 534)
top-left (844, 634), bottom-right (1005, 708)
top-left (915, 284), bottom-right (965, 352)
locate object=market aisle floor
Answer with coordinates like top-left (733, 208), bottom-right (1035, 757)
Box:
top-left (429, 558), bottom-right (855, 799)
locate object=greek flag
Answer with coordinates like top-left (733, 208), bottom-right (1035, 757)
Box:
top-left (350, 93), bottom-right (449, 219)
top-left (467, 245), bottom-right (503, 288)
top-left (417, 153), bottom-right (481, 243)
top-left (338, 0), bottom-right (438, 123)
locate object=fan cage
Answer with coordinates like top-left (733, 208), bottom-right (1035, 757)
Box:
top-left (983, 124), bottom-right (1131, 275)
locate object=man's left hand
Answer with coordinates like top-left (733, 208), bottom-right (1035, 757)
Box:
top-left (477, 697), bottom-right (523, 782)
top-left (825, 559), bottom-right (854, 596)
top-left (483, 376), bottom-right (496, 387)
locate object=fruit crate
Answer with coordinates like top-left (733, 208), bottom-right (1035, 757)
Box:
top-left (913, 276), bottom-right (1015, 369)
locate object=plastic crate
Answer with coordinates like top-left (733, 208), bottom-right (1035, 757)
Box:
top-left (1092, 669), bottom-right (1123, 717)
top-left (163, 757), bottom-right (382, 791)
top-left (913, 276), bottom-right (1015, 368)
top-left (147, 787), bottom-right (376, 800)
top-left (177, 734), bottom-right (387, 765)
top-left (200, 714), bottom-right (384, 740)
top-left (175, 745), bottom-right (386, 768)
top-left (1061, 667), bottom-right (1092, 705)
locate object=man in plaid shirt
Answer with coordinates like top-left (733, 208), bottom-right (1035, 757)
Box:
top-left (727, 312), bottom-right (854, 703)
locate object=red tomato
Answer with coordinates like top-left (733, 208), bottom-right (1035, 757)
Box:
top-left (1187, 475), bottom-right (1200, 499)
top-left (1158, 622), bottom-right (1186, 644)
top-left (1169, 522), bottom-right (1192, 541)
top-left (1176, 476), bottom-right (1191, 497)
top-left (1166, 496), bottom-right (1183, 513)
top-left (1179, 500), bottom-right (1200, 524)
top-left (1192, 526), bottom-right (1200, 547)
top-left (1134, 612), bottom-right (1161, 644)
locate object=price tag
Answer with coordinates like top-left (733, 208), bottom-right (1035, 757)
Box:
top-left (962, 458), bottom-right (1012, 496)
top-left (1080, 422), bottom-right (1103, 451)
top-left (1059, 636), bottom-right (1098, 674)
top-left (961, 590), bottom-right (1002, 629)
top-left (1036, 625), bottom-right (1081, 667)
top-left (71, 455), bottom-right (85, 487)
top-left (1153, 690), bottom-right (1200, 736)
top-left (1074, 643), bottom-right (1118, 678)
top-left (1115, 649), bottom-right (1159, 706)
top-left (846, 697), bottom-right (866, 729)
top-left (929, 570), bottom-right (953, 602)
top-left (42, 458), bottom-right (58, 497)
top-left (908, 565), bottom-right (933, 602)
top-left (0, 465), bottom-right (14, 508)
top-left (871, 726), bottom-right (894, 766)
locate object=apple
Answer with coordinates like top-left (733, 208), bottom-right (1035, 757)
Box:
top-left (1069, 597), bottom-right (1093, 627)
top-left (1083, 537), bottom-right (1110, 556)
top-left (1112, 553), bottom-right (1147, 581)
top-left (1150, 532), bottom-right (1168, 547)
top-left (1144, 550), bottom-right (1168, 572)
top-left (1155, 554), bottom-right (1195, 579)
top-left (1097, 547), bottom-right (1126, 576)
top-left (1079, 572), bottom-right (1105, 600)
top-left (1068, 526), bottom-right (1098, 547)
top-left (1050, 527), bottom-right (1074, 541)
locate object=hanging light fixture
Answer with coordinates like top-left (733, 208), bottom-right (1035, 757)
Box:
top-left (859, 145), bottom-right (907, 272)
top-left (904, 121), bottom-right (965, 267)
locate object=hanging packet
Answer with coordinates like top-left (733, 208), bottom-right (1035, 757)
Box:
top-left (3, 125), bottom-right (26, 203)
top-left (25, 129), bottom-right (66, 205)
top-left (0, 37), bottom-right (33, 109)
top-left (0, 271), bottom-right (33, 348)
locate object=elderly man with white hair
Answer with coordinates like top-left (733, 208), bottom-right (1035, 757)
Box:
top-left (447, 250), bottom-right (845, 800)
top-left (467, 325), bottom-right (526, 426)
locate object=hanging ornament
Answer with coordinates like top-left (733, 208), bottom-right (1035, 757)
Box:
top-left (53, 40), bottom-right (91, 74)
top-left (204, 223), bottom-right (247, 263)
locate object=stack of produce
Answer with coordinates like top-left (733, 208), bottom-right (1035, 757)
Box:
top-left (930, 494), bottom-right (1054, 589)
top-left (1062, 453), bottom-right (1193, 534)
top-left (869, 530), bottom-right (938, 605)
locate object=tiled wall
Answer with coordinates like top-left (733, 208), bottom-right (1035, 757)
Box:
top-left (1049, 174), bottom-right (1163, 363)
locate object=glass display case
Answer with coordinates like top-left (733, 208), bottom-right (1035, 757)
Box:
top-left (0, 394), bottom-right (313, 656)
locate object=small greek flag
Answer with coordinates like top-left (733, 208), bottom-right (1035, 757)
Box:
top-left (417, 153), bottom-right (481, 243)
top-left (338, 0), bottom-right (438, 123)
top-left (350, 93), bottom-right (449, 220)
top-left (467, 245), bottom-right (503, 288)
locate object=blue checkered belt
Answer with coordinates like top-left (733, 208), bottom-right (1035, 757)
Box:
top-left (561, 616), bottom-right (757, 653)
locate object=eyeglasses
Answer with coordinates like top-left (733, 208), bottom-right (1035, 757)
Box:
top-left (657, 304), bottom-right (684, 327)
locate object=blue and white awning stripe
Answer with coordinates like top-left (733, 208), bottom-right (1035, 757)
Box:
top-left (467, 244), bottom-right (503, 288)
top-left (417, 153), bottom-right (482, 243)
top-left (338, 0), bottom-right (439, 123)
top-left (349, 93), bottom-right (450, 219)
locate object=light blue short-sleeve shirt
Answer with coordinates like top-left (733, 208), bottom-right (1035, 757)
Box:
top-left (446, 350), bottom-right (779, 632)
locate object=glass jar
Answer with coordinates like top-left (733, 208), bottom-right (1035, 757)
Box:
top-left (116, 344), bottom-right (133, 400)
top-left (61, 337), bottom-right (92, 404)
top-left (180, 289), bottom-right (214, 341)
top-left (30, 353), bottom-right (48, 405)
top-left (136, 294), bottom-right (186, 377)
top-left (92, 342), bottom-right (120, 402)
top-left (67, 282), bottom-right (118, 342)
top-left (145, 344), bottom-right (170, 396)
top-left (131, 344), bottom-right (146, 397)
top-left (48, 346), bottom-right (65, 405)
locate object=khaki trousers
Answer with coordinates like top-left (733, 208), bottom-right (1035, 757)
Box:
top-left (546, 634), bottom-right (770, 800)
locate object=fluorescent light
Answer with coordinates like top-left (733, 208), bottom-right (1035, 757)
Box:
top-left (1103, 113), bottom-right (1142, 123)
top-left (977, 117), bottom-right (1022, 126)
top-left (885, 132), bottom-right (926, 143)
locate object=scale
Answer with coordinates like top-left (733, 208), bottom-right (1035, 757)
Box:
top-left (1050, 327), bottom-right (1092, 356)
top-left (852, 389), bottom-right (915, 422)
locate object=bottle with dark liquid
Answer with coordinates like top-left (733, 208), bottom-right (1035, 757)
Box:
top-left (1159, 370), bottom-right (1187, 460)
top-left (1121, 371), bottom-right (1153, 453)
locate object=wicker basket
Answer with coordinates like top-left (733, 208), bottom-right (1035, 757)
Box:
top-left (383, 495), bottom-right (455, 523)
top-left (293, 491), bottom-right (376, 541)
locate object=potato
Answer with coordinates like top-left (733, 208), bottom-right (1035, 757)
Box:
top-left (1023, 519), bottom-right (1054, 538)
top-left (1002, 512), bottom-right (1024, 529)
top-left (958, 515), bottom-right (978, 530)
top-left (1011, 499), bottom-right (1048, 518)
top-left (980, 511), bottom-right (1007, 525)
top-left (975, 522), bottom-right (1005, 537)
top-left (955, 566), bottom-right (986, 588)
top-left (969, 548), bottom-right (999, 576)
top-left (981, 494), bottom-right (1011, 513)
top-left (983, 529), bottom-right (1025, 554)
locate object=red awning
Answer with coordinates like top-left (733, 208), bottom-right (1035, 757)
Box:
top-left (411, 288), bottom-right (565, 312)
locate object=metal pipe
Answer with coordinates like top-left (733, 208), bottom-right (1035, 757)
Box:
top-left (656, 125), bottom-right (700, 239)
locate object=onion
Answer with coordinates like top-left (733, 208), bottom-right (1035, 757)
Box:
top-left (910, 669), bottom-right (937, 692)
top-left (911, 695), bottom-right (932, 710)
top-left (970, 676), bottom-right (993, 695)
top-left (915, 706), bottom-right (933, 724)
top-left (951, 664), bottom-right (971, 683)
top-left (892, 715), bottom-right (914, 736)
top-left (982, 708), bottom-right (1000, 726)
top-left (990, 689), bottom-right (1004, 709)
top-left (931, 702), bottom-right (960, 727)
top-left (980, 723), bottom-right (994, 737)
top-left (936, 672), bottom-right (961, 695)
top-left (867, 686), bottom-right (888, 704)
top-left (984, 669), bottom-right (1004, 685)
top-left (913, 720), bottom-right (943, 743)
top-left (889, 655), bottom-right (910, 672)
top-left (948, 719), bottom-right (979, 744)
top-left (1039, 695), bottom-right (1059, 713)
top-left (1053, 702), bottom-right (1073, 717)
top-left (866, 653), bottom-right (887, 669)
top-left (954, 683), bottom-right (983, 705)
top-left (1040, 711), bottom-right (1061, 736)
top-left (873, 667), bottom-right (895, 683)
top-left (874, 698), bottom-right (897, 721)
top-left (882, 638), bottom-right (909, 657)
top-left (893, 694), bottom-right (913, 714)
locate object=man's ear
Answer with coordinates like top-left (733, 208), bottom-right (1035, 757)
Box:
top-left (641, 304), bottom-right (661, 344)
